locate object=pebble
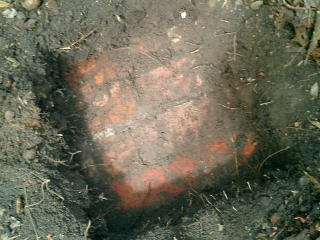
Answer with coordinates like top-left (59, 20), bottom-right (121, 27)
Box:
top-left (298, 176), bottom-right (310, 186)
top-left (9, 217), bottom-right (21, 231)
top-left (1, 8), bottom-right (17, 18)
top-left (235, 0), bottom-right (243, 7)
top-left (45, 0), bottom-right (59, 13)
top-left (23, 149), bottom-right (36, 160)
top-left (4, 110), bottom-right (14, 122)
top-left (250, 0), bottom-right (263, 10)
top-left (217, 224), bottom-right (224, 231)
top-left (21, 0), bottom-right (40, 10)
top-left (310, 82), bottom-right (319, 99)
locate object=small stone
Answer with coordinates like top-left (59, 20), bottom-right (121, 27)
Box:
top-left (4, 110), bottom-right (14, 122)
top-left (261, 222), bottom-right (270, 230)
top-left (299, 176), bottom-right (309, 186)
top-left (310, 82), bottom-right (319, 100)
top-left (9, 217), bottom-right (21, 231)
top-left (250, 0), bottom-right (264, 10)
top-left (45, 0), bottom-right (59, 13)
top-left (235, 0), bottom-right (243, 7)
top-left (23, 149), bottom-right (36, 160)
top-left (294, 122), bottom-right (301, 128)
top-left (21, 0), bottom-right (40, 10)
top-left (180, 11), bottom-right (187, 19)
top-left (217, 224), bottom-right (224, 231)
top-left (2, 7), bottom-right (17, 18)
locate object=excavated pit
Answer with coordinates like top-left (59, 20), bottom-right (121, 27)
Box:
top-left (31, 1), bottom-right (293, 235)
top-left (51, 30), bottom-right (263, 231)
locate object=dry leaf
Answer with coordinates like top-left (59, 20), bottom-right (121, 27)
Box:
top-left (311, 48), bottom-right (320, 66)
top-left (292, 26), bottom-right (309, 47)
top-left (46, 235), bottom-right (54, 240)
top-left (0, 1), bottom-right (10, 8)
top-left (270, 213), bottom-right (281, 225)
top-left (311, 48), bottom-right (320, 59)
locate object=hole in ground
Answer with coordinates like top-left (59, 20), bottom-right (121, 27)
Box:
top-left (30, 13), bottom-right (297, 239)
top-left (31, 44), bottom-right (292, 237)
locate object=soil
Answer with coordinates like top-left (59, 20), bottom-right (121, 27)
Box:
top-left (0, 0), bottom-right (319, 240)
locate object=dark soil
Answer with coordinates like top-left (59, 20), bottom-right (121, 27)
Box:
top-left (0, 0), bottom-right (319, 240)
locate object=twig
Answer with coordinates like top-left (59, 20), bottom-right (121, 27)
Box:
top-left (7, 236), bottom-right (20, 240)
top-left (222, 190), bottom-right (229, 200)
top-left (30, 173), bottom-right (65, 201)
top-left (232, 206), bottom-right (238, 212)
top-left (231, 134), bottom-right (239, 176)
top-left (23, 184), bottom-right (39, 240)
top-left (84, 220), bottom-right (92, 240)
top-left (26, 180), bottom-right (49, 208)
top-left (190, 47), bottom-right (201, 54)
top-left (282, 0), bottom-right (316, 11)
top-left (259, 100), bottom-right (274, 106)
top-left (217, 103), bottom-right (240, 110)
top-left (60, 29), bottom-right (97, 50)
top-left (234, 153), bottom-right (239, 176)
top-left (68, 150), bottom-right (82, 162)
top-left (46, 156), bottom-right (68, 166)
top-left (215, 31), bottom-right (237, 37)
top-left (273, 228), bottom-right (284, 240)
top-left (258, 146), bottom-right (291, 171)
top-left (304, 171), bottom-right (320, 190)
top-left (233, 33), bottom-right (237, 62)
top-left (286, 126), bottom-right (320, 133)
top-left (305, 10), bottom-right (320, 64)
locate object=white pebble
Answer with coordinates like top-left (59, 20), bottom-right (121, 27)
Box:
top-left (250, 0), bottom-right (263, 10)
top-left (310, 82), bottom-right (319, 99)
top-left (4, 110), bottom-right (14, 121)
top-left (180, 11), bottom-right (187, 19)
top-left (2, 8), bottom-right (17, 18)
top-left (21, 0), bottom-right (40, 10)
